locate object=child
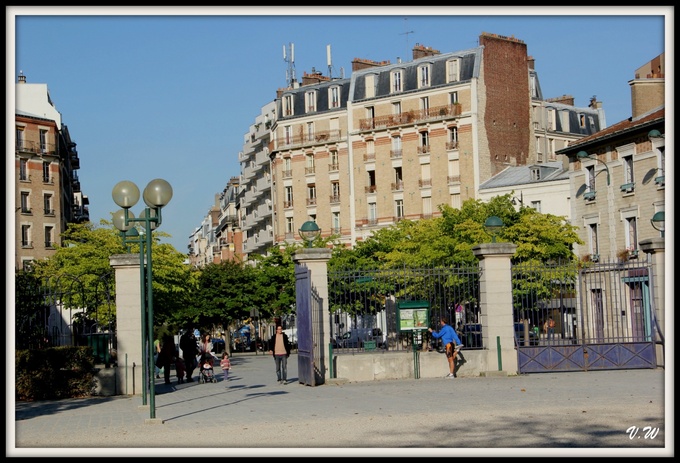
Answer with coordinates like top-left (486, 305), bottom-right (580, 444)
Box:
top-left (175, 356), bottom-right (186, 384)
top-left (220, 351), bottom-right (231, 382)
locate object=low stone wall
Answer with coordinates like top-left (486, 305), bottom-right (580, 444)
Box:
top-left (333, 349), bottom-right (510, 382)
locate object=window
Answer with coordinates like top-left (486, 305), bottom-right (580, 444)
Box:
top-left (284, 126), bottom-right (292, 145)
top-left (307, 184), bottom-right (317, 205)
top-left (625, 217), bottom-right (638, 250)
top-left (16, 126), bottom-right (25, 150)
top-left (394, 167), bottom-right (403, 190)
top-left (421, 96), bottom-right (429, 113)
top-left (368, 202), bottom-right (377, 224)
top-left (21, 224), bottom-right (31, 247)
top-left (42, 161), bottom-right (50, 183)
top-left (395, 199), bottom-right (405, 220)
top-left (623, 154), bottom-right (634, 185)
top-left (530, 201), bottom-right (541, 213)
top-left (547, 109), bottom-right (556, 130)
top-left (420, 164), bottom-right (431, 188)
top-left (422, 196), bottom-right (432, 218)
top-left (45, 226), bottom-right (53, 248)
top-left (586, 166), bottom-right (596, 192)
top-left (332, 211), bottom-right (341, 234)
top-left (391, 136), bottom-right (402, 158)
top-left (40, 129), bottom-right (48, 153)
top-left (367, 170), bottom-right (376, 192)
top-left (579, 114), bottom-right (586, 128)
top-left (530, 168), bottom-right (541, 181)
top-left (306, 91), bottom-right (316, 113)
top-left (284, 186), bottom-right (293, 208)
top-left (392, 101), bottom-right (401, 116)
top-left (656, 146), bottom-right (665, 183)
top-left (447, 59), bottom-right (460, 83)
top-left (283, 95), bottom-right (293, 116)
top-left (330, 150), bottom-right (339, 170)
top-left (330, 86), bottom-right (340, 108)
top-left (331, 181), bottom-right (340, 201)
top-left (365, 74), bottom-right (376, 98)
top-left (44, 194), bottom-right (53, 215)
top-left (589, 223), bottom-right (599, 256)
top-left (306, 122), bottom-right (314, 142)
top-left (530, 75), bottom-right (538, 98)
top-left (366, 139), bottom-right (375, 159)
top-left (391, 70), bottom-right (402, 93)
top-left (305, 153), bottom-right (315, 174)
top-left (418, 65), bottom-right (430, 87)
top-left (448, 127), bottom-right (458, 149)
top-left (286, 217), bottom-right (295, 234)
top-left (21, 192), bottom-right (30, 213)
top-left (283, 157), bottom-right (292, 177)
top-left (449, 91), bottom-right (459, 105)
top-left (19, 159), bottom-right (28, 181)
top-left (420, 131), bottom-right (429, 153)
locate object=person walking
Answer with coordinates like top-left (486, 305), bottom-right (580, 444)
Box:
top-left (158, 333), bottom-right (176, 385)
top-left (267, 325), bottom-right (292, 385)
top-left (544, 316), bottom-right (556, 341)
top-left (219, 351), bottom-right (231, 383)
top-left (428, 317), bottom-right (464, 378)
top-left (179, 329), bottom-right (200, 382)
top-left (153, 336), bottom-right (162, 379)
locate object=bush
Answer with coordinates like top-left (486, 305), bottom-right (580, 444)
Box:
top-left (16, 346), bottom-right (96, 401)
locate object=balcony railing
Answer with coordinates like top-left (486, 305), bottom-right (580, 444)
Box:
top-left (329, 195), bottom-right (341, 204)
top-left (328, 163), bottom-right (339, 172)
top-left (391, 181), bottom-right (404, 192)
top-left (447, 175), bottom-right (461, 184)
top-left (306, 197), bottom-right (317, 206)
top-left (276, 129), bottom-right (342, 150)
top-left (390, 149), bottom-right (402, 159)
top-left (364, 153), bottom-right (376, 162)
top-left (359, 103), bottom-right (462, 131)
top-left (446, 141), bottom-right (459, 150)
top-left (283, 200), bottom-right (294, 209)
top-left (365, 185), bottom-right (377, 194)
top-left (419, 178), bottom-right (432, 188)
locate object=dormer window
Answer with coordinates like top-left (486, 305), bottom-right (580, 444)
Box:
top-left (391, 70), bottom-right (403, 93)
top-left (418, 64), bottom-right (431, 88)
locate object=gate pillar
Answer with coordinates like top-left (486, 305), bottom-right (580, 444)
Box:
top-left (109, 253), bottom-right (144, 396)
top-left (639, 237), bottom-right (665, 367)
top-left (294, 248), bottom-right (332, 384)
top-left (472, 242), bottom-right (518, 375)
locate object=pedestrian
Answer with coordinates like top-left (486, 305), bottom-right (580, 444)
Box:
top-left (199, 333), bottom-right (215, 367)
top-left (153, 336), bottom-right (162, 379)
top-left (179, 328), bottom-right (200, 382)
top-left (544, 316), bottom-right (556, 340)
top-left (220, 351), bottom-right (231, 382)
top-left (267, 325), bottom-right (292, 385)
top-left (175, 356), bottom-right (186, 384)
top-left (158, 333), bottom-right (176, 385)
top-left (428, 317), bottom-right (464, 378)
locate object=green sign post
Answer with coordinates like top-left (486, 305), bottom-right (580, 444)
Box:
top-left (396, 300), bottom-right (430, 379)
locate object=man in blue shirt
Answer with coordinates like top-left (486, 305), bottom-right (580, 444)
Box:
top-left (429, 317), bottom-right (463, 378)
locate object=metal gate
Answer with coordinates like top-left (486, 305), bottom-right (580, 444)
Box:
top-left (295, 266), bottom-right (315, 386)
top-left (512, 257), bottom-right (658, 373)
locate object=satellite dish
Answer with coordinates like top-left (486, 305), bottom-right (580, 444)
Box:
top-left (642, 168), bottom-right (659, 185)
top-left (575, 183), bottom-right (588, 198)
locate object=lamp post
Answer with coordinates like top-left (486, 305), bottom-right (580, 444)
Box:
top-left (651, 211), bottom-right (665, 238)
top-left (112, 179), bottom-right (172, 421)
top-left (577, 150), bottom-right (610, 186)
top-left (484, 216), bottom-right (504, 243)
top-left (299, 220), bottom-right (321, 248)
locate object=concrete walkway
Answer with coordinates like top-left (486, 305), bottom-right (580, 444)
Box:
top-left (12, 352), bottom-right (670, 457)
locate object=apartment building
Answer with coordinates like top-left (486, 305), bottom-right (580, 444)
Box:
top-left (15, 73), bottom-right (88, 271)
top-left (268, 32), bottom-right (604, 248)
top-left (556, 54), bottom-right (665, 262)
top-left (238, 100), bottom-right (277, 256)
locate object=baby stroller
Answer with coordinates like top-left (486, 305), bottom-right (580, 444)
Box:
top-left (199, 352), bottom-right (217, 384)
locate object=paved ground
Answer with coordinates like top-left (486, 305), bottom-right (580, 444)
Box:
top-left (11, 352), bottom-right (671, 457)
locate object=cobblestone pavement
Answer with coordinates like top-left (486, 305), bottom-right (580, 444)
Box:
top-left (11, 352), bottom-right (671, 457)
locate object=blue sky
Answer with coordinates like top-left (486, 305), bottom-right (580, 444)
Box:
top-left (9, 7), bottom-right (670, 253)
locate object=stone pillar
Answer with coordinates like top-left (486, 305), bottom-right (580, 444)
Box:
top-left (293, 248), bottom-right (332, 383)
top-left (109, 253), bottom-right (144, 396)
top-left (472, 242), bottom-right (518, 376)
top-left (639, 237), bottom-right (665, 367)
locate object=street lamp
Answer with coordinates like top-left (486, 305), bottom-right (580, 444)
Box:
top-left (112, 179), bottom-right (172, 421)
top-left (299, 220), bottom-right (321, 248)
top-left (511, 192), bottom-right (524, 207)
top-left (484, 216), bottom-right (504, 243)
top-left (651, 211), bottom-right (665, 238)
top-left (577, 150), bottom-right (610, 186)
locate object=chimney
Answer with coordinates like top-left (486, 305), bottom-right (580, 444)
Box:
top-left (351, 58), bottom-right (391, 72)
top-left (527, 56), bottom-right (535, 71)
top-left (412, 43), bottom-right (441, 60)
top-left (18, 71), bottom-right (26, 84)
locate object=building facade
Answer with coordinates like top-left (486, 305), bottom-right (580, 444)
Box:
top-left (268, 33), bottom-right (604, 248)
top-left (15, 73), bottom-right (88, 271)
top-left (556, 54), bottom-right (665, 262)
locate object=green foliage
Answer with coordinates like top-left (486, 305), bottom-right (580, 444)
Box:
top-left (15, 271), bottom-right (50, 349)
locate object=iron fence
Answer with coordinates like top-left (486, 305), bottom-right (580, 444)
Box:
top-left (328, 265), bottom-right (481, 353)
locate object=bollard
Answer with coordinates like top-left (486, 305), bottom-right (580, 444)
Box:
top-left (496, 336), bottom-right (502, 371)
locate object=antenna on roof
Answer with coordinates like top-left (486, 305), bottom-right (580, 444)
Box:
top-left (283, 42), bottom-right (296, 87)
top-left (327, 44), bottom-right (333, 79)
top-left (400, 17), bottom-right (414, 61)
